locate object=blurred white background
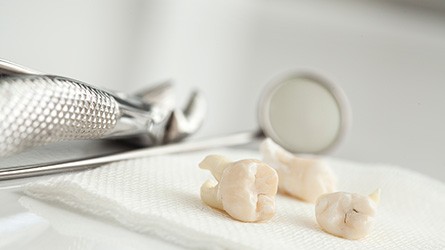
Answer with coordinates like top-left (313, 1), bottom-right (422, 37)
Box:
top-left (1, 0), bottom-right (444, 180)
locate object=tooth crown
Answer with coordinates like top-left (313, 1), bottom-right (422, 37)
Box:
top-left (315, 191), bottom-right (380, 240)
top-left (199, 155), bottom-right (278, 222)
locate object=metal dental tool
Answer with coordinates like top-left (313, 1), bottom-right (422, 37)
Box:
top-left (0, 59), bottom-right (206, 157)
top-left (0, 59), bottom-right (350, 180)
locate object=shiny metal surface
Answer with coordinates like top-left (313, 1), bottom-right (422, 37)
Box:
top-left (0, 59), bottom-right (41, 75)
top-left (0, 75), bottom-right (120, 157)
top-left (0, 132), bottom-right (258, 180)
top-left (0, 59), bottom-right (206, 157)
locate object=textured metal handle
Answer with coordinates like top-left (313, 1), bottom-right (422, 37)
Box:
top-left (0, 75), bottom-right (120, 157)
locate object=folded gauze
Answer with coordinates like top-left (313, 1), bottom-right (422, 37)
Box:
top-left (24, 149), bottom-right (445, 249)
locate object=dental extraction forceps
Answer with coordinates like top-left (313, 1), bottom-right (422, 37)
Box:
top-left (0, 59), bottom-right (229, 180)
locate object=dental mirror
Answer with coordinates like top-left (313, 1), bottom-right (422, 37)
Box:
top-left (257, 72), bottom-right (350, 154)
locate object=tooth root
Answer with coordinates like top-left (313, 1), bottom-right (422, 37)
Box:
top-left (200, 179), bottom-right (224, 210)
top-left (199, 155), bottom-right (231, 181)
top-left (164, 90), bottom-right (206, 142)
top-left (260, 138), bottom-right (294, 166)
top-left (260, 138), bottom-right (336, 203)
top-left (369, 188), bottom-right (381, 205)
top-left (135, 80), bottom-right (175, 110)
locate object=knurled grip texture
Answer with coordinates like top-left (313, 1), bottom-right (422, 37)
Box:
top-left (0, 75), bottom-right (120, 157)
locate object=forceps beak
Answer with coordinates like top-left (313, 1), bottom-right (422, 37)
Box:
top-left (133, 81), bottom-right (206, 143)
top-left (165, 91), bottom-right (206, 142)
top-left (135, 80), bottom-right (176, 111)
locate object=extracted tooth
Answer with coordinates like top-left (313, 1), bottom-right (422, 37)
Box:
top-left (260, 138), bottom-right (336, 203)
top-left (315, 189), bottom-right (381, 240)
top-left (199, 155), bottom-right (278, 222)
top-left (165, 91), bottom-right (206, 143)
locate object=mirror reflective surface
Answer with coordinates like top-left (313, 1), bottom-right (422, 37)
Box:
top-left (259, 73), bottom-right (350, 154)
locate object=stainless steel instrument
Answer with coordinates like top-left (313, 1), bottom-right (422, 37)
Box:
top-left (0, 132), bottom-right (258, 180)
top-left (0, 59), bottom-right (351, 181)
top-left (0, 59), bottom-right (206, 157)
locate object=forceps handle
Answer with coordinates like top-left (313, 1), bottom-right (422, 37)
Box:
top-left (0, 75), bottom-right (122, 157)
top-left (0, 131), bottom-right (262, 181)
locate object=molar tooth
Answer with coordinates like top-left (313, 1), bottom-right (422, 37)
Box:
top-left (260, 138), bottom-right (336, 203)
top-left (315, 190), bottom-right (381, 240)
top-left (199, 155), bottom-right (278, 222)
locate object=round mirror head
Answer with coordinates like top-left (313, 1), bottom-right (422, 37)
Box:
top-left (258, 72), bottom-right (350, 154)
